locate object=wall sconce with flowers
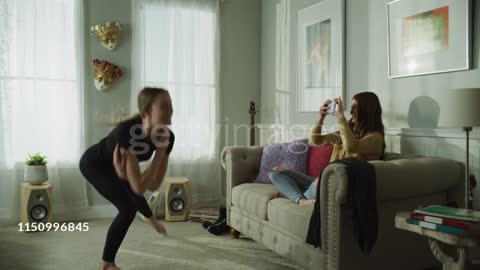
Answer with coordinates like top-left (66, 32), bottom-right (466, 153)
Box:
top-left (90, 20), bottom-right (123, 50)
top-left (93, 59), bottom-right (123, 92)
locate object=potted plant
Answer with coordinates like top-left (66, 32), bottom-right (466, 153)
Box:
top-left (24, 153), bottom-right (49, 185)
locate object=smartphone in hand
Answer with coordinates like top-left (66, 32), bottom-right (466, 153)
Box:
top-left (326, 100), bottom-right (336, 114)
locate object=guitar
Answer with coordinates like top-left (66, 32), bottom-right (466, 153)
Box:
top-left (249, 101), bottom-right (257, 146)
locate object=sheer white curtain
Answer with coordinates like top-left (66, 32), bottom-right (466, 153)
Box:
top-left (0, 0), bottom-right (87, 225)
top-left (132, 0), bottom-right (221, 205)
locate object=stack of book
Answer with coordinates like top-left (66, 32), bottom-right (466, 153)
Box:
top-left (407, 205), bottom-right (480, 236)
top-left (189, 208), bottom-right (219, 223)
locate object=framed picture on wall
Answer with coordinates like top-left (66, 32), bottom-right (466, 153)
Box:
top-left (387, 0), bottom-right (472, 78)
top-left (297, 0), bottom-right (344, 112)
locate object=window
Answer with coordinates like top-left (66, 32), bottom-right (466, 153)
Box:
top-left (132, 0), bottom-right (220, 161)
top-left (0, 0), bottom-right (84, 167)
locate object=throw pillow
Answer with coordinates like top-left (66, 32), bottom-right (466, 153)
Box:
top-left (255, 139), bottom-right (309, 184)
top-left (307, 145), bottom-right (334, 178)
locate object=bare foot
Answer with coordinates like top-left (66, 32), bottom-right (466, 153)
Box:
top-left (313, 178), bottom-right (319, 189)
top-left (273, 192), bottom-right (288, 199)
top-left (298, 199), bottom-right (315, 206)
top-left (101, 261), bottom-right (121, 270)
top-left (272, 166), bottom-right (287, 171)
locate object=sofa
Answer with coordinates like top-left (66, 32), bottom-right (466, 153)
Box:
top-left (221, 145), bottom-right (465, 270)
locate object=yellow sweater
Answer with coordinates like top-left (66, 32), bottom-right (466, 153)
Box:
top-left (308, 116), bottom-right (384, 162)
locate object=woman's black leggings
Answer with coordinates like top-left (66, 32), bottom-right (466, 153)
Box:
top-left (79, 153), bottom-right (153, 263)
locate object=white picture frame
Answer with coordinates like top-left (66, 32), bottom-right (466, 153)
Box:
top-left (297, 0), bottom-right (344, 113)
top-left (387, 0), bottom-right (472, 78)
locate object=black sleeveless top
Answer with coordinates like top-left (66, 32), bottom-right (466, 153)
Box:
top-left (81, 115), bottom-right (175, 167)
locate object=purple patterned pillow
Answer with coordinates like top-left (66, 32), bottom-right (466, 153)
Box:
top-left (255, 139), bottom-right (309, 184)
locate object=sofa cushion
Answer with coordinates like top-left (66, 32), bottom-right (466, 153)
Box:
top-left (255, 139), bottom-right (309, 184)
top-left (232, 183), bottom-right (278, 220)
top-left (307, 145), bottom-right (333, 178)
top-left (267, 198), bottom-right (314, 240)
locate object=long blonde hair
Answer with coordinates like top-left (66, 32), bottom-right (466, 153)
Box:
top-left (102, 87), bottom-right (170, 127)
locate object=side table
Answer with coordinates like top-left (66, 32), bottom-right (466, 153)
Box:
top-left (395, 212), bottom-right (480, 270)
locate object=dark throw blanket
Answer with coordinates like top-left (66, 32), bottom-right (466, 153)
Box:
top-left (305, 157), bottom-right (378, 255)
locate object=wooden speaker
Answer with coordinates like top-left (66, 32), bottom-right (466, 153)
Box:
top-left (164, 177), bottom-right (190, 222)
top-left (20, 182), bottom-right (53, 232)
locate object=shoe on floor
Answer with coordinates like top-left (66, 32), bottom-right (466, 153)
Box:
top-left (202, 207), bottom-right (227, 230)
top-left (207, 219), bottom-right (229, 236)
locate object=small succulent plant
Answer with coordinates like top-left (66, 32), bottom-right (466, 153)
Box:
top-left (25, 153), bottom-right (48, 166)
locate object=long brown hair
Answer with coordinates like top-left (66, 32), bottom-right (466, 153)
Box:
top-left (103, 87), bottom-right (170, 127)
top-left (137, 87), bottom-right (170, 118)
top-left (348, 92), bottom-right (386, 159)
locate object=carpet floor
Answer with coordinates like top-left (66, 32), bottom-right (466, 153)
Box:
top-left (0, 218), bottom-right (302, 270)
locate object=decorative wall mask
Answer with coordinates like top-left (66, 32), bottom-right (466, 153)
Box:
top-left (92, 59), bottom-right (123, 91)
top-left (90, 20), bottom-right (124, 50)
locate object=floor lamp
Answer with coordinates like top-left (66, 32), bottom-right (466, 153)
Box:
top-left (439, 88), bottom-right (480, 209)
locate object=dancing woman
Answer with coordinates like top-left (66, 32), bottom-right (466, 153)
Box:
top-left (79, 87), bottom-right (175, 270)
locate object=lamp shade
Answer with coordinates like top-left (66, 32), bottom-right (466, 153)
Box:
top-left (438, 88), bottom-right (480, 128)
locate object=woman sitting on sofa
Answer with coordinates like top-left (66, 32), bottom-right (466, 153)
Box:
top-left (269, 92), bottom-right (386, 205)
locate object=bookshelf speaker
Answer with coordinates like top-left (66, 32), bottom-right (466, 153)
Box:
top-left (20, 182), bottom-right (53, 232)
top-left (164, 177), bottom-right (190, 222)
